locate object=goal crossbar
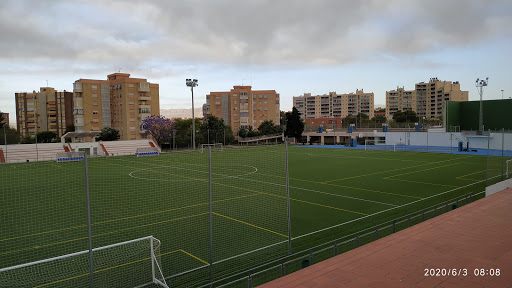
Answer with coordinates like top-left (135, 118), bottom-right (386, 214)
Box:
top-left (200, 143), bottom-right (223, 153)
top-left (0, 236), bottom-right (168, 288)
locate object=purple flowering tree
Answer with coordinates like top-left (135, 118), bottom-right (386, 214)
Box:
top-left (140, 115), bottom-right (175, 145)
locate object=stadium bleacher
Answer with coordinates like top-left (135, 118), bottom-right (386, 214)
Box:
top-left (101, 139), bottom-right (158, 156)
top-left (0, 143), bottom-right (65, 163)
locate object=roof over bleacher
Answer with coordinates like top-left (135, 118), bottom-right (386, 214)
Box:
top-left (62, 131), bottom-right (101, 138)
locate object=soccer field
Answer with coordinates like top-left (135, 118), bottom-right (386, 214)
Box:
top-left (0, 145), bottom-right (509, 287)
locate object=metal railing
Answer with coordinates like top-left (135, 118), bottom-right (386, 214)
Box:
top-left (199, 190), bottom-right (484, 288)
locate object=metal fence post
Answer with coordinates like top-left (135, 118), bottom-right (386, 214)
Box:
top-left (285, 142), bottom-right (292, 254)
top-left (281, 263), bottom-right (285, 277)
top-left (445, 203), bottom-right (448, 212)
top-left (247, 274), bottom-right (252, 288)
top-left (502, 128), bottom-right (505, 180)
top-left (408, 216), bottom-right (411, 227)
top-left (375, 225), bottom-right (379, 240)
top-left (334, 241), bottom-right (338, 256)
top-left (356, 232), bottom-right (359, 247)
top-left (486, 129), bottom-right (490, 187)
top-left (209, 146), bottom-right (214, 283)
top-left (435, 206), bottom-right (437, 216)
top-left (422, 210), bottom-right (424, 221)
top-left (84, 154), bottom-right (94, 288)
top-left (309, 250), bottom-right (313, 265)
top-left (393, 220), bottom-right (396, 233)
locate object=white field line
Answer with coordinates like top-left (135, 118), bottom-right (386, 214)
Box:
top-left (305, 152), bottom-right (429, 163)
top-left (117, 158), bottom-right (398, 207)
top-left (167, 176), bottom-right (496, 280)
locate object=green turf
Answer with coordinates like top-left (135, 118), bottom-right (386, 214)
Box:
top-left (0, 145), bottom-right (510, 287)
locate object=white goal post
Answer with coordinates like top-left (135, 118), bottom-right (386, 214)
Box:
top-left (0, 236), bottom-right (168, 288)
top-left (364, 139), bottom-right (395, 152)
top-left (137, 147), bottom-right (160, 157)
top-left (200, 143), bottom-right (223, 153)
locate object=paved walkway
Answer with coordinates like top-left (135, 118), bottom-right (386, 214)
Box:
top-left (260, 189), bottom-right (512, 288)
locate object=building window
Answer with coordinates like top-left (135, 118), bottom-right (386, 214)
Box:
top-left (92, 94), bottom-right (98, 98)
top-left (129, 93), bottom-right (134, 97)
top-left (91, 85), bottom-right (97, 90)
top-left (215, 102), bottom-right (221, 105)
top-left (128, 84), bottom-right (134, 88)
top-left (130, 127), bottom-right (136, 131)
top-left (93, 111), bottom-right (99, 115)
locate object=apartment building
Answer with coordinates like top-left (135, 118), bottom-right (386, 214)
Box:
top-left (15, 87), bottom-right (74, 137)
top-left (0, 112), bottom-right (9, 127)
top-left (386, 87), bottom-right (416, 119)
top-left (204, 86), bottom-right (280, 131)
top-left (73, 73), bottom-right (159, 140)
top-left (415, 78), bottom-right (467, 119)
top-left (293, 89), bottom-right (374, 120)
top-left (386, 78), bottom-right (468, 119)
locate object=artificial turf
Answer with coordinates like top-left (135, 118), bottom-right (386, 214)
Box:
top-left (0, 145), bottom-right (509, 287)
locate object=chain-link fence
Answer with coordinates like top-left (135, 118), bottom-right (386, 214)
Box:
top-left (1, 137), bottom-right (511, 287)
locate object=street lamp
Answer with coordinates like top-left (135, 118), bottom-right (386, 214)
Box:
top-left (501, 89), bottom-right (504, 100)
top-left (475, 77), bottom-right (488, 132)
top-left (186, 79), bottom-right (198, 149)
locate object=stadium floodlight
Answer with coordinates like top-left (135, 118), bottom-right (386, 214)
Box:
top-left (502, 89), bottom-right (504, 100)
top-left (475, 77), bottom-right (489, 132)
top-left (186, 79), bottom-right (199, 149)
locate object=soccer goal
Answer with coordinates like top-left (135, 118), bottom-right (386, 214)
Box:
top-left (507, 159), bottom-right (512, 179)
top-left (364, 139), bottom-right (395, 152)
top-left (200, 143), bottom-right (224, 153)
top-left (0, 236), bottom-right (168, 288)
top-left (137, 147), bottom-right (160, 157)
top-left (56, 152), bottom-right (85, 163)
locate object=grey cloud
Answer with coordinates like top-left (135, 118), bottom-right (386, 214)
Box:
top-left (0, 0), bottom-right (510, 69)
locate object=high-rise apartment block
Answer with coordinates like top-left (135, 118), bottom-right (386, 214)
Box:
top-left (15, 87), bottom-right (74, 137)
top-left (386, 78), bottom-right (468, 119)
top-left (204, 86), bottom-right (280, 132)
top-left (73, 73), bottom-right (159, 140)
top-left (293, 89), bottom-right (374, 120)
top-left (386, 87), bottom-right (416, 119)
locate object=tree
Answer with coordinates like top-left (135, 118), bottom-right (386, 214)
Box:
top-left (393, 110), bottom-right (418, 123)
top-left (0, 126), bottom-right (20, 145)
top-left (370, 115), bottom-right (387, 124)
top-left (65, 124), bottom-right (75, 134)
top-left (36, 131), bottom-right (57, 143)
top-left (200, 116), bottom-right (235, 144)
top-left (0, 111), bottom-right (4, 129)
top-left (343, 115), bottom-right (357, 125)
top-left (96, 127), bottom-right (120, 141)
top-left (140, 115), bottom-right (174, 145)
top-left (21, 135), bottom-right (35, 144)
top-left (285, 107), bottom-right (304, 140)
top-left (257, 120), bottom-right (281, 135)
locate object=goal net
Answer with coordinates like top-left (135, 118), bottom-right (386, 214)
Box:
top-left (136, 147), bottom-right (160, 157)
top-left (364, 139), bottom-right (395, 152)
top-left (0, 236), bottom-right (168, 288)
top-left (200, 143), bottom-right (223, 153)
top-left (56, 152), bottom-right (85, 163)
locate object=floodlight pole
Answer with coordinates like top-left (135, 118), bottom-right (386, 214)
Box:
top-left (502, 89), bottom-right (504, 100)
top-left (476, 77), bottom-right (489, 132)
top-left (186, 79), bottom-right (198, 149)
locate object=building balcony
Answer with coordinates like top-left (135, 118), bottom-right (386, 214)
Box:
top-left (139, 96), bottom-right (151, 101)
top-left (138, 82), bottom-right (150, 92)
top-left (73, 83), bottom-right (82, 92)
top-left (138, 113), bottom-right (151, 120)
top-left (138, 104), bottom-right (151, 109)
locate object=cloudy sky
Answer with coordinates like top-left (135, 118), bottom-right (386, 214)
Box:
top-left (1, 0), bottom-right (511, 124)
